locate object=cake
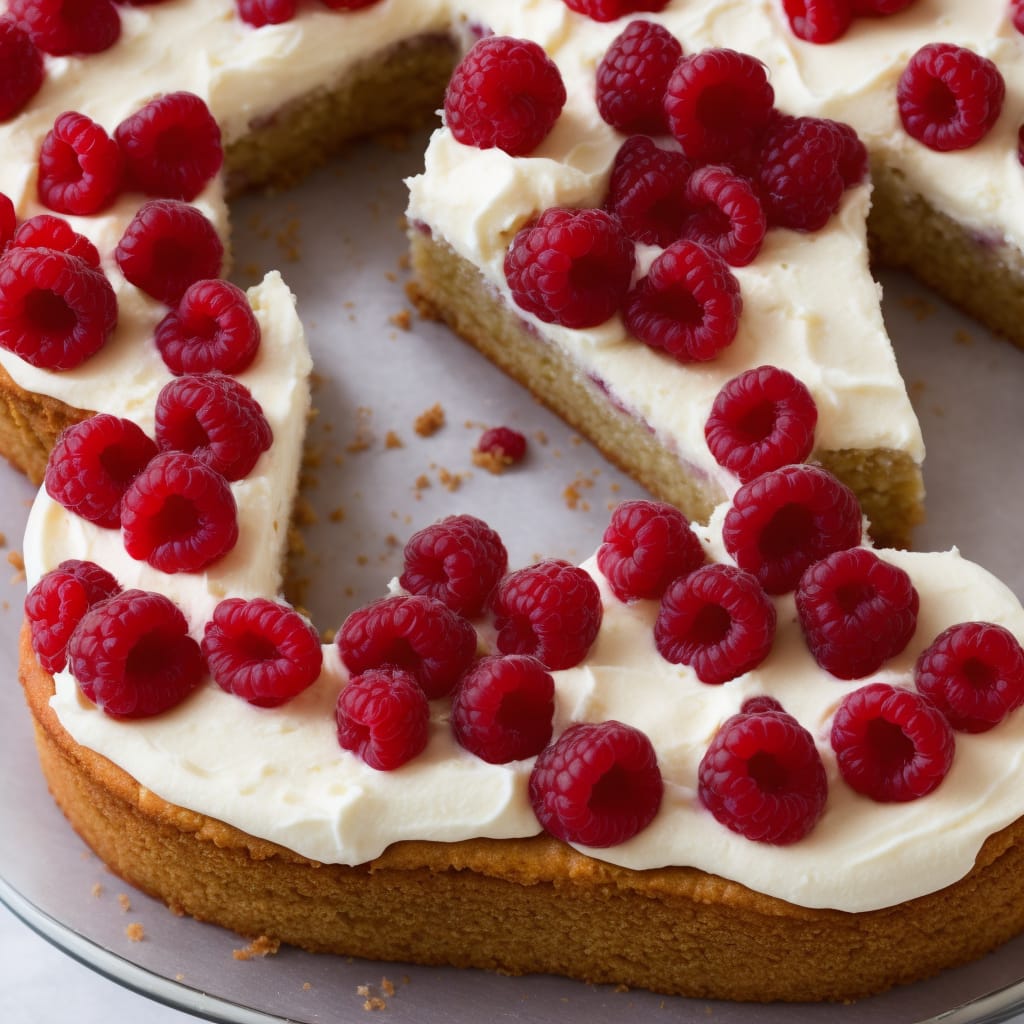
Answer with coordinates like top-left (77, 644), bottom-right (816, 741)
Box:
top-left (4, 0), bottom-right (1024, 1007)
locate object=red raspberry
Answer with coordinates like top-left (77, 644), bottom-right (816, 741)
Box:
top-left (37, 112), bottom-right (122, 216)
top-left (796, 548), bottom-right (919, 679)
top-left (781, 0), bottom-right (853, 44)
top-left (67, 589), bottom-right (204, 718)
top-left (654, 564), bottom-right (776, 684)
top-left (831, 118), bottom-right (870, 186)
top-left (897, 43), bottom-right (1005, 152)
top-left (335, 667), bottom-right (430, 771)
top-left (830, 682), bottom-right (955, 802)
top-left (491, 559), bottom-right (602, 670)
top-left (8, 0), bottom-right (120, 55)
top-left (44, 414), bottom-right (157, 528)
top-left (723, 465), bottom-right (862, 595)
top-left (0, 247), bottom-right (117, 370)
top-left (529, 720), bottom-right (663, 847)
top-left (476, 426), bottom-right (527, 467)
top-left (1014, 0), bottom-right (1024, 34)
top-left (560, 0), bottom-right (670, 20)
top-left (0, 17), bottom-right (44, 121)
top-left (155, 279), bottom-right (261, 375)
top-left (444, 36), bottom-right (566, 157)
top-left (664, 49), bottom-right (775, 165)
top-left (623, 240), bottom-right (742, 363)
top-left (399, 513), bottom-right (508, 619)
top-left (595, 20), bottom-right (682, 135)
top-left (10, 214), bottom-right (101, 268)
top-left (154, 374), bottom-right (272, 482)
top-left (25, 559), bottom-right (120, 673)
top-left (698, 704), bottom-right (827, 844)
top-left (451, 654), bottom-right (555, 763)
top-left (336, 594), bottom-right (477, 700)
top-left (236, 0), bottom-right (297, 26)
top-left (741, 695), bottom-right (783, 714)
top-left (604, 136), bottom-right (691, 247)
top-left (914, 622), bottom-right (1024, 733)
top-left (0, 192), bottom-right (14, 249)
top-left (202, 597), bottom-right (322, 707)
top-left (504, 207), bottom-right (634, 329)
top-left (597, 499), bottom-right (704, 602)
top-left (121, 451), bottom-right (238, 573)
top-left (115, 199), bottom-right (223, 305)
top-left (682, 166), bottom-right (766, 267)
top-left (704, 365), bottom-right (818, 482)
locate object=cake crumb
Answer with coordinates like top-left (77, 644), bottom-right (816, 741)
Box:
top-left (233, 935), bottom-right (281, 961)
top-left (302, 982), bottom-right (312, 992)
top-left (388, 309), bottom-right (412, 331)
top-left (8, 550), bottom-right (25, 582)
top-left (118, 893), bottom-right (132, 912)
top-left (900, 294), bottom-right (934, 321)
top-left (125, 923), bottom-right (145, 942)
top-left (175, 973), bottom-right (185, 982)
top-left (414, 473), bottom-right (431, 493)
top-left (329, 506), bottom-right (346, 523)
top-left (414, 403), bottom-right (446, 437)
top-left (356, 985), bottom-right (370, 997)
top-left (363, 998), bottom-right (387, 1012)
top-left (381, 977), bottom-right (395, 997)
top-left (563, 475), bottom-right (595, 511)
top-left (384, 430), bottom-right (404, 450)
top-left (91, 883), bottom-right (104, 898)
top-left (0, 532), bottom-right (6, 547)
top-left (437, 466), bottom-right (464, 492)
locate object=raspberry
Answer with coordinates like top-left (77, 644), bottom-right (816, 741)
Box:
top-left (704, 365), bottom-right (818, 482)
top-left (399, 513), bottom-right (508, 619)
top-left (528, 720), bottom-right (662, 847)
top-left (682, 166), bottom-right (766, 267)
top-left (336, 594), bottom-right (477, 700)
top-left (654, 564), bottom-right (776, 684)
top-left (897, 43), bottom-right (1005, 152)
top-left (444, 36), bottom-right (566, 156)
top-left (155, 279), bottom-right (261, 375)
top-left (604, 136), bottom-right (691, 247)
top-left (121, 451), bottom-right (238, 573)
top-left (1014, 0), bottom-right (1024, 34)
top-left (831, 118), bottom-right (870, 186)
top-left (830, 682), bottom-right (955, 802)
top-left (504, 207), bottom-right (635, 329)
top-left (741, 695), bottom-right (783, 714)
top-left (698, 704), bottom-right (827, 844)
top-left (781, 0), bottom-right (853, 44)
top-left (0, 247), bottom-right (117, 370)
top-left (914, 621), bottom-right (1024, 733)
top-left (491, 559), bottom-right (602, 670)
top-left (623, 240), bottom-right (742, 363)
top-left (9, 0), bottom-right (120, 55)
top-left (0, 192), bottom-right (14, 249)
top-left (25, 559), bottom-right (120, 673)
top-left (451, 654), bottom-right (555, 763)
top-left (37, 111), bottom-right (122, 216)
top-left (560, 0), bottom-right (671, 21)
top-left (796, 548), bottom-right (919, 679)
top-left (236, 0), bottom-right (297, 26)
top-left (595, 20), bottom-right (682, 135)
top-left (0, 17), bottom-right (44, 121)
top-left (154, 374), bottom-right (272, 481)
top-left (476, 426), bottom-right (527, 467)
top-left (664, 49), bottom-right (775, 165)
top-left (115, 93), bottom-right (223, 202)
top-left (44, 414), bottom-right (158, 528)
top-left (597, 499), bottom-right (704, 602)
top-left (10, 214), bottom-right (101, 268)
top-left (723, 465), bottom-right (862, 595)
top-left (202, 597), bottom-right (323, 707)
top-left (115, 199), bottom-right (223, 305)
top-left (335, 667), bottom-right (430, 771)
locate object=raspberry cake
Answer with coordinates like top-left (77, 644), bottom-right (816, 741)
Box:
top-left (5, 0), bottom-right (1024, 1008)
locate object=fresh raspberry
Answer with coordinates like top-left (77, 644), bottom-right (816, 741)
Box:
top-left (623, 240), bottom-right (742, 363)
top-left (0, 17), bottom-right (44, 121)
top-left (236, 0), bottom-right (297, 26)
top-left (528, 720), bottom-right (663, 847)
top-left (121, 451), bottom-right (238, 573)
top-left (830, 118), bottom-right (870, 186)
top-left (604, 135), bottom-right (691, 247)
top-left (914, 621), bottom-right (1024, 733)
top-left (597, 499), bottom-right (704, 602)
top-left (335, 667), bottom-right (430, 771)
top-left (115, 199), bottom-right (223, 305)
top-left (664, 49), bottom-right (775, 165)
top-left (399, 514), bottom-right (508, 619)
top-left (37, 111), bottom-right (122, 216)
top-left (704, 365), bottom-right (818, 482)
top-left (781, 0), bottom-right (853, 44)
top-left (654, 564), bottom-right (776, 684)
top-left (595, 20), bottom-right (682, 135)
top-left (852, 0), bottom-right (916, 12)
top-left (202, 597), bottom-right (322, 707)
top-left (336, 594), bottom-right (477, 700)
top-left (682, 166), bottom-right (766, 267)
top-left (796, 548), bottom-right (919, 679)
top-left (115, 93), bottom-right (223, 202)
top-left (68, 589), bottom-right (204, 718)
top-left (897, 43), bottom-right (1005, 152)
top-left (560, 0), bottom-right (671, 21)
top-left (698, 704), bottom-right (827, 844)
top-left (10, 214), bottom-right (101, 268)
top-left (9, 0), bottom-right (120, 55)
top-left (722, 465), bottom-right (862, 595)
top-left (0, 247), bottom-right (117, 370)
top-left (741, 695), bottom-right (783, 714)
top-left (1014, 0), bottom-right (1024, 34)
top-left (155, 279), bottom-right (261, 375)
top-left (44, 414), bottom-right (157, 527)
top-left (25, 559), bottom-right (120, 673)
top-left (451, 654), bottom-right (555, 763)
top-left (444, 36), bottom-right (566, 157)
top-left (0, 192), bottom-right (14, 249)
top-left (830, 682), bottom-right (955, 802)
top-left (491, 559), bottom-right (602, 670)
top-left (154, 374), bottom-right (272, 481)
top-left (476, 426), bottom-right (527, 467)
top-left (504, 207), bottom-right (635, 329)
